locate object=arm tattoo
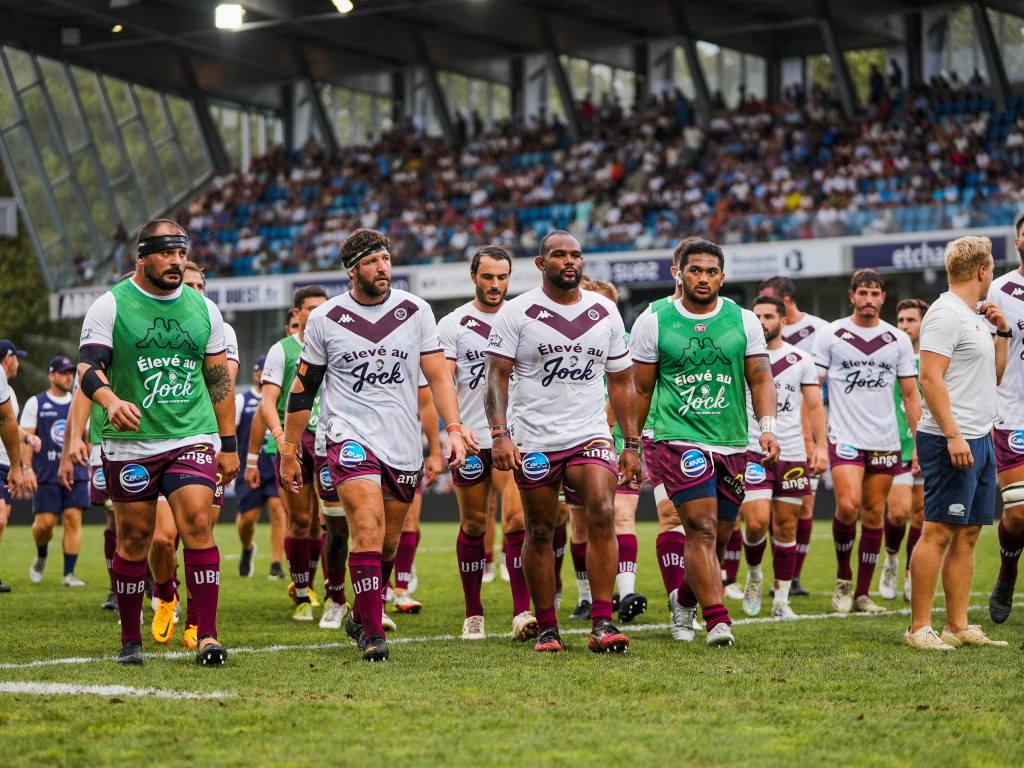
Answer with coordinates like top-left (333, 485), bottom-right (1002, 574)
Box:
top-left (203, 363), bottom-right (232, 405)
top-left (752, 357), bottom-right (770, 375)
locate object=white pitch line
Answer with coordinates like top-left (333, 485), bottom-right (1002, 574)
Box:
top-left (0, 681), bottom-right (233, 700)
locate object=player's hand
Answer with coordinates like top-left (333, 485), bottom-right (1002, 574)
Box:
top-left (978, 301), bottom-right (1010, 334)
top-left (446, 432), bottom-right (469, 471)
top-left (58, 456), bottom-right (76, 490)
top-left (911, 450), bottom-right (921, 477)
top-left (947, 434), bottom-right (973, 469)
top-left (25, 434), bottom-right (42, 453)
top-left (462, 427), bottom-right (480, 455)
top-left (245, 463), bottom-right (260, 490)
top-left (106, 398), bottom-right (141, 432)
top-left (809, 445), bottom-right (829, 476)
top-left (617, 448), bottom-right (642, 490)
top-left (760, 432), bottom-right (781, 466)
top-left (280, 453), bottom-right (303, 493)
top-left (491, 434), bottom-right (522, 472)
top-left (20, 468), bottom-right (38, 494)
top-left (424, 452), bottom-right (445, 486)
top-left (66, 435), bottom-right (88, 467)
top-left (5, 465), bottom-right (23, 497)
top-left (216, 449), bottom-right (240, 486)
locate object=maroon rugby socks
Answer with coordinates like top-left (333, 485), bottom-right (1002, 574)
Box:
top-left (457, 528), bottom-right (486, 617)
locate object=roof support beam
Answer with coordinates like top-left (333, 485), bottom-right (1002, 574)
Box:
top-left (970, 1), bottom-right (1009, 111)
top-left (815, 0), bottom-right (857, 116)
top-left (294, 45), bottom-right (339, 154)
top-left (413, 34), bottom-right (455, 147)
top-left (536, 13), bottom-right (581, 140)
top-left (179, 55), bottom-right (231, 175)
top-left (666, 4), bottom-right (712, 127)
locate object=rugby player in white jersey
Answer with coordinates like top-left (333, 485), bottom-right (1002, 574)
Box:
top-left (281, 228), bottom-right (470, 662)
top-left (738, 296), bottom-right (828, 619)
top-left (0, 347), bottom-right (27, 592)
top-left (879, 298), bottom-right (928, 602)
top-left (812, 269), bottom-right (920, 614)
top-left (438, 244), bottom-right (537, 641)
top-left (985, 213), bottom-right (1024, 623)
top-left (485, 230), bottom-right (642, 654)
top-left (757, 275), bottom-right (829, 596)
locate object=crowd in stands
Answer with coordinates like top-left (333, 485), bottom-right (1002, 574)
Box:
top-left (100, 66), bottom-right (1024, 281)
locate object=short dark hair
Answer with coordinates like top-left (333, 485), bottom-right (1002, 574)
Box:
top-left (539, 230), bottom-right (578, 256)
top-left (896, 298), bottom-right (930, 317)
top-left (753, 295), bottom-right (786, 316)
top-left (1015, 212), bottom-right (1024, 236)
top-left (757, 275), bottom-right (796, 300)
top-left (137, 219), bottom-right (184, 245)
top-left (339, 228), bottom-right (390, 270)
top-left (672, 237), bottom-right (699, 269)
top-left (183, 261), bottom-right (204, 287)
top-left (849, 269), bottom-right (886, 292)
top-left (679, 239), bottom-right (725, 269)
top-left (293, 285), bottom-right (327, 311)
top-left (471, 244), bottom-right (512, 274)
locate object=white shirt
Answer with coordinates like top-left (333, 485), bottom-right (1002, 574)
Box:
top-left (0, 369), bottom-right (15, 467)
top-left (918, 292), bottom-right (998, 439)
top-left (813, 318), bottom-right (917, 451)
top-left (79, 280), bottom-right (226, 460)
top-left (782, 311), bottom-right (829, 354)
top-left (986, 269), bottom-right (1024, 430)
top-left (438, 301), bottom-right (510, 450)
top-left (261, 340), bottom-right (289, 389)
top-left (746, 343), bottom-right (818, 460)
top-left (301, 289), bottom-right (441, 471)
top-left (486, 287), bottom-right (630, 451)
top-left (224, 323), bottom-right (239, 364)
top-left (19, 391), bottom-right (72, 430)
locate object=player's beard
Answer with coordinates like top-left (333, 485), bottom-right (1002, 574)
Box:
top-left (356, 269), bottom-right (391, 298)
top-left (547, 267), bottom-right (581, 292)
top-left (763, 325), bottom-right (780, 342)
top-left (476, 284), bottom-right (506, 307)
top-left (143, 260), bottom-right (182, 291)
top-left (682, 282), bottom-right (717, 306)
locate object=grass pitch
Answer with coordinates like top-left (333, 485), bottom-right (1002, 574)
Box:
top-left (0, 520), bottom-right (1020, 768)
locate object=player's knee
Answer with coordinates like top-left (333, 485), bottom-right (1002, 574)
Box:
top-left (1000, 483), bottom-right (1024, 518)
top-left (461, 510), bottom-right (487, 538)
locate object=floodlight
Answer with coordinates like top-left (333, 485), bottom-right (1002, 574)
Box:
top-left (215, 4), bottom-right (246, 29)
top-left (332, 0), bottom-right (354, 13)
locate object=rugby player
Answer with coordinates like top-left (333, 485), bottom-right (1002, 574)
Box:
top-left (812, 270), bottom-right (920, 614)
top-left (485, 231), bottom-right (641, 654)
top-left (0, 340), bottom-right (29, 592)
top-left (632, 240), bottom-right (779, 647)
top-left (78, 219), bottom-right (238, 666)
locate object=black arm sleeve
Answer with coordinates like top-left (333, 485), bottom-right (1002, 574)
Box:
top-left (286, 359), bottom-right (327, 413)
top-left (79, 346), bottom-right (113, 399)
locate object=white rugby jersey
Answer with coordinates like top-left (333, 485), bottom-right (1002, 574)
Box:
top-left (301, 289), bottom-right (441, 471)
top-left (782, 312), bottom-right (829, 354)
top-left (987, 269), bottom-right (1024, 430)
top-left (485, 287), bottom-right (630, 451)
top-left (438, 301), bottom-right (507, 450)
top-left (224, 322), bottom-right (239, 364)
top-left (0, 367), bottom-right (14, 467)
top-left (813, 318), bottom-right (916, 450)
top-left (745, 343), bottom-right (818, 460)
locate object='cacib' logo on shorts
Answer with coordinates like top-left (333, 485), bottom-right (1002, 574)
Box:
top-left (680, 449), bottom-right (708, 478)
top-left (1008, 431), bottom-right (1024, 455)
top-left (459, 455), bottom-right (484, 481)
top-left (319, 465), bottom-right (334, 491)
top-left (522, 453), bottom-right (550, 481)
top-left (744, 462), bottom-right (767, 484)
top-left (339, 441), bottom-right (367, 468)
top-left (836, 444), bottom-right (859, 460)
top-left (120, 464), bottom-right (150, 494)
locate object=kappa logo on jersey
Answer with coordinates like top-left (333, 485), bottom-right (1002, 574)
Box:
top-left (339, 441), bottom-right (367, 468)
top-left (136, 318), bottom-right (199, 351)
top-left (318, 465), bottom-right (335, 492)
top-left (835, 444), bottom-right (859, 460)
top-left (1008, 431), bottom-right (1024, 454)
top-left (465, 319), bottom-right (479, 328)
top-left (680, 449), bottom-right (708, 478)
top-left (536, 310), bottom-right (553, 319)
top-left (459, 455), bottom-right (485, 481)
top-left (339, 314), bottom-right (355, 323)
top-left (1014, 287), bottom-right (1024, 297)
top-left (120, 464), bottom-right (150, 493)
top-left (50, 418), bottom-right (66, 447)
top-left (93, 468), bottom-right (106, 491)
top-left (744, 462), bottom-right (766, 485)
top-left (676, 336), bottom-right (730, 367)
top-left (841, 332), bottom-right (855, 340)
top-left (521, 452), bottom-right (550, 481)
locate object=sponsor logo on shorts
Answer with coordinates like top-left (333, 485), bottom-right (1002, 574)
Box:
top-left (835, 444), bottom-right (859, 461)
top-left (744, 461), bottom-right (767, 485)
top-left (680, 449), bottom-right (708, 479)
top-left (522, 452), bottom-right (550, 481)
top-left (50, 419), bottom-right (66, 447)
top-left (339, 441), bottom-right (367, 468)
top-left (119, 464), bottom-right (150, 494)
top-left (782, 465), bottom-right (809, 491)
top-left (948, 503), bottom-right (966, 517)
top-left (459, 455), bottom-right (485, 481)
top-left (1008, 431), bottom-right (1024, 455)
top-left (92, 469), bottom-right (106, 491)
top-left (319, 465), bottom-right (334, 492)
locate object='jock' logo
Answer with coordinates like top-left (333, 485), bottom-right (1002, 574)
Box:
top-left (137, 318), bottom-right (199, 351)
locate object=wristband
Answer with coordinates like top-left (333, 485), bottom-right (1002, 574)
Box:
top-left (490, 425), bottom-right (510, 439)
top-left (246, 452), bottom-right (260, 464)
top-left (945, 432), bottom-right (961, 441)
top-left (623, 436), bottom-right (641, 453)
top-left (219, 435), bottom-right (237, 453)
top-left (279, 442), bottom-right (298, 456)
top-left (272, 427), bottom-right (284, 439)
top-left (997, 328), bottom-right (1013, 338)
top-left (23, 468), bottom-right (34, 474)
top-left (758, 415), bottom-right (777, 434)
top-left (446, 423), bottom-right (463, 435)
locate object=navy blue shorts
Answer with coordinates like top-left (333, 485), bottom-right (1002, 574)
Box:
top-left (0, 464), bottom-right (10, 505)
top-left (918, 431), bottom-right (995, 526)
top-left (235, 470), bottom-right (279, 512)
top-left (33, 481), bottom-right (90, 515)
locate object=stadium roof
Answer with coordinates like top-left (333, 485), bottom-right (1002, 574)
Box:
top-left (4, 0), bottom-right (1024, 112)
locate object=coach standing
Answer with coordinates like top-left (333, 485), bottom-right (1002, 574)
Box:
top-left (905, 236), bottom-right (1010, 650)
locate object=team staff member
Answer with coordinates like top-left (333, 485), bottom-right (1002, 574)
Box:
top-left (77, 219), bottom-right (238, 666)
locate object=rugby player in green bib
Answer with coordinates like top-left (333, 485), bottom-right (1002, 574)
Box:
top-left (631, 239), bottom-right (780, 647)
top-left (77, 219), bottom-right (239, 667)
